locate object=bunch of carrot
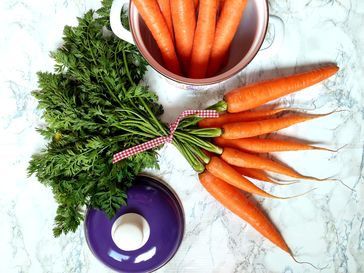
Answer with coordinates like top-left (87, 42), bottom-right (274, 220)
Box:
top-left (132, 0), bottom-right (247, 78)
top-left (176, 65), bottom-right (339, 256)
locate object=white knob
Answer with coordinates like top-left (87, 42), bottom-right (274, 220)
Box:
top-left (111, 213), bottom-right (150, 251)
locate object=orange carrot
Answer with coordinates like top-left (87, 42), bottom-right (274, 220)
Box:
top-left (199, 170), bottom-right (291, 253)
top-left (133, 0), bottom-right (181, 74)
top-left (193, 0), bottom-right (199, 10)
top-left (219, 0), bottom-right (225, 11)
top-left (224, 65), bottom-right (339, 113)
top-left (214, 137), bottom-right (335, 153)
top-left (205, 156), bottom-right (280, 198)
top-left (189, 0), bottom-right (218, 78)
top-left (157, 0), bottom-right (174, 41)
top-left (198, 108), bottom-right (291, 128)
top-left (207, 0), bottom-right (247, 76)
top-left (171, 0), bottom-right (196, 74)
top-left (221, 147), bottom-right (325, 181)
top-left (221, 113), bottom-right (330, 139)
top-left (232, 166), bottom-right (285, 185)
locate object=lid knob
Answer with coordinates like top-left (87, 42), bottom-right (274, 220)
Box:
top-left (111, 213), bottom-right (150, 251)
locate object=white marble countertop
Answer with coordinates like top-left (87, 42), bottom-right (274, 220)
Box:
top-left (1, 0), bottom-right (364, 272)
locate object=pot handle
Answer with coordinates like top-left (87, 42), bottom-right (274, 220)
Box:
top-left (110, 0), bottom-right (135, 45)
top-left (256, 15), bottom-right (285, 60)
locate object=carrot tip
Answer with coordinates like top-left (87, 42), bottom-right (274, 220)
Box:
top-left (276, 187), bottom-right (316, 200)
top-left (291, 254), bottom-right (329, 270)
top-left (324, 143), bottom-right (348, 153)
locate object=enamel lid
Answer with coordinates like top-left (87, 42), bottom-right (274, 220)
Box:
top-left (84, 175), bottom-right (184, 273)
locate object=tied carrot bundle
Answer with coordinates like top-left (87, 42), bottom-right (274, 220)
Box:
top-left (189, 0), bottom-right (218, 78)
top-left (207, 0), bottom-right (248, 76)
top-left (132, 0), bottom-right (181, 75)
top-left (171, 0), bottom-right (196, 75)
top-left (221, 112), bottom-right (331, 139)
top-left (157, 0), bottom-right (174, 41)
top-left (214, 137), bottom-right (335, 153)
top-left (199, 171), bottom-right (291, 253)
top-left (224, 65), bottom-right (339, 113)
top-left (221, 147), bottom-right (326, 181)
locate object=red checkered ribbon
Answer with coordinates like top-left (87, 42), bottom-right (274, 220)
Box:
top-left (112, 110), bottom-right (219, 164)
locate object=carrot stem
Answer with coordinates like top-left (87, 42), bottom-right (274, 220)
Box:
top-left (173, 139), bottom-right (205, 172)
top-left (185, 128), bottom-right (222, 138)
top-left (186, 143), bottom-right (211, 164)
top-left (207, 100), bottom-right (228, 112)
top-left (175, 131), bottom-right (223, 154)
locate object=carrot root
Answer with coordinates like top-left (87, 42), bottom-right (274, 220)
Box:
top-left (199, 170), bottom-right (291, 253)
top-left (224, 65), bottom-right (339, 113)
top-left (221, 112), bottom-right (333, 139)
top-left (214, 137), bottom-right (338, 153)
top-left (206, 156), bottom-right (283, 198)
top-left (198, 107), bottom-right (294, 128)
top-left (221, 147), bottom-right (331, 181)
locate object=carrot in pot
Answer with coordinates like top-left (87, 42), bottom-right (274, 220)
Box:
top-left (221, 112), bottom-right (331, 139)
top-left (224, 65), bottom-right (339, 113)
top-left (157, 0), bottom-right (174, 41)
top-left (207, 0), bottom-right (248, 77)
top-left (198, 108), bottom-right (292, 128)
top-left (214, 137), bottom-right (335, 153)
top-left (221, 147), bottom-right (326, 181)
top-left (189, 0), bottom-right (218, 78)
top-left (205, 156), bottom-right (282, 198)
top-left (193, 0), bottom-right (199, 10)
top-left (199, 170), bottom-right (291, 253)
top-left (170, 0), bottom-right (196, 75)
top-left (219, 0), bottom-right (225, 12)
top-left (132, 0), bottom-right (181, 75)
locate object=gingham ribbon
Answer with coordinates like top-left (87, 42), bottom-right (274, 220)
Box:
top-left (112, 110), bottom-right (219, 164)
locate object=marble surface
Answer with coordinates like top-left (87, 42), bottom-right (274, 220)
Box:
top-left (1, 0), bottom-right (364, 272)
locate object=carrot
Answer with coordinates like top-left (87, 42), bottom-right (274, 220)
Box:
top-left (189, 0), bottom-right (218, 78)
top-left (214, 137), bottom-right (335, 153)
top-left (132, 0), bottom-right (181, 75)
top-left (224, 65), bottom-right (339, 113)
top-left (207, 0), bottom-right (248, 76)
top-left (171, 0), bottom-right (196, 75)
top-left (193, 0), bottom-right (199, 10)
top-left (232, 166), bottom-right (288, 185)
top-left (221, 147), bottom-right (325, 181)
top-left (205, 156), bottom-right (281, 198)
top-left (219, 0), bottom-right (225, 11)
top-left (199, 170), bottom-right (291, 253)
top-left (221, 112), bottom-right (331, 139)
top-left (157, 0), bottom-right (174, 41)
top-left (198, 108), bottom-right (292, 128)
